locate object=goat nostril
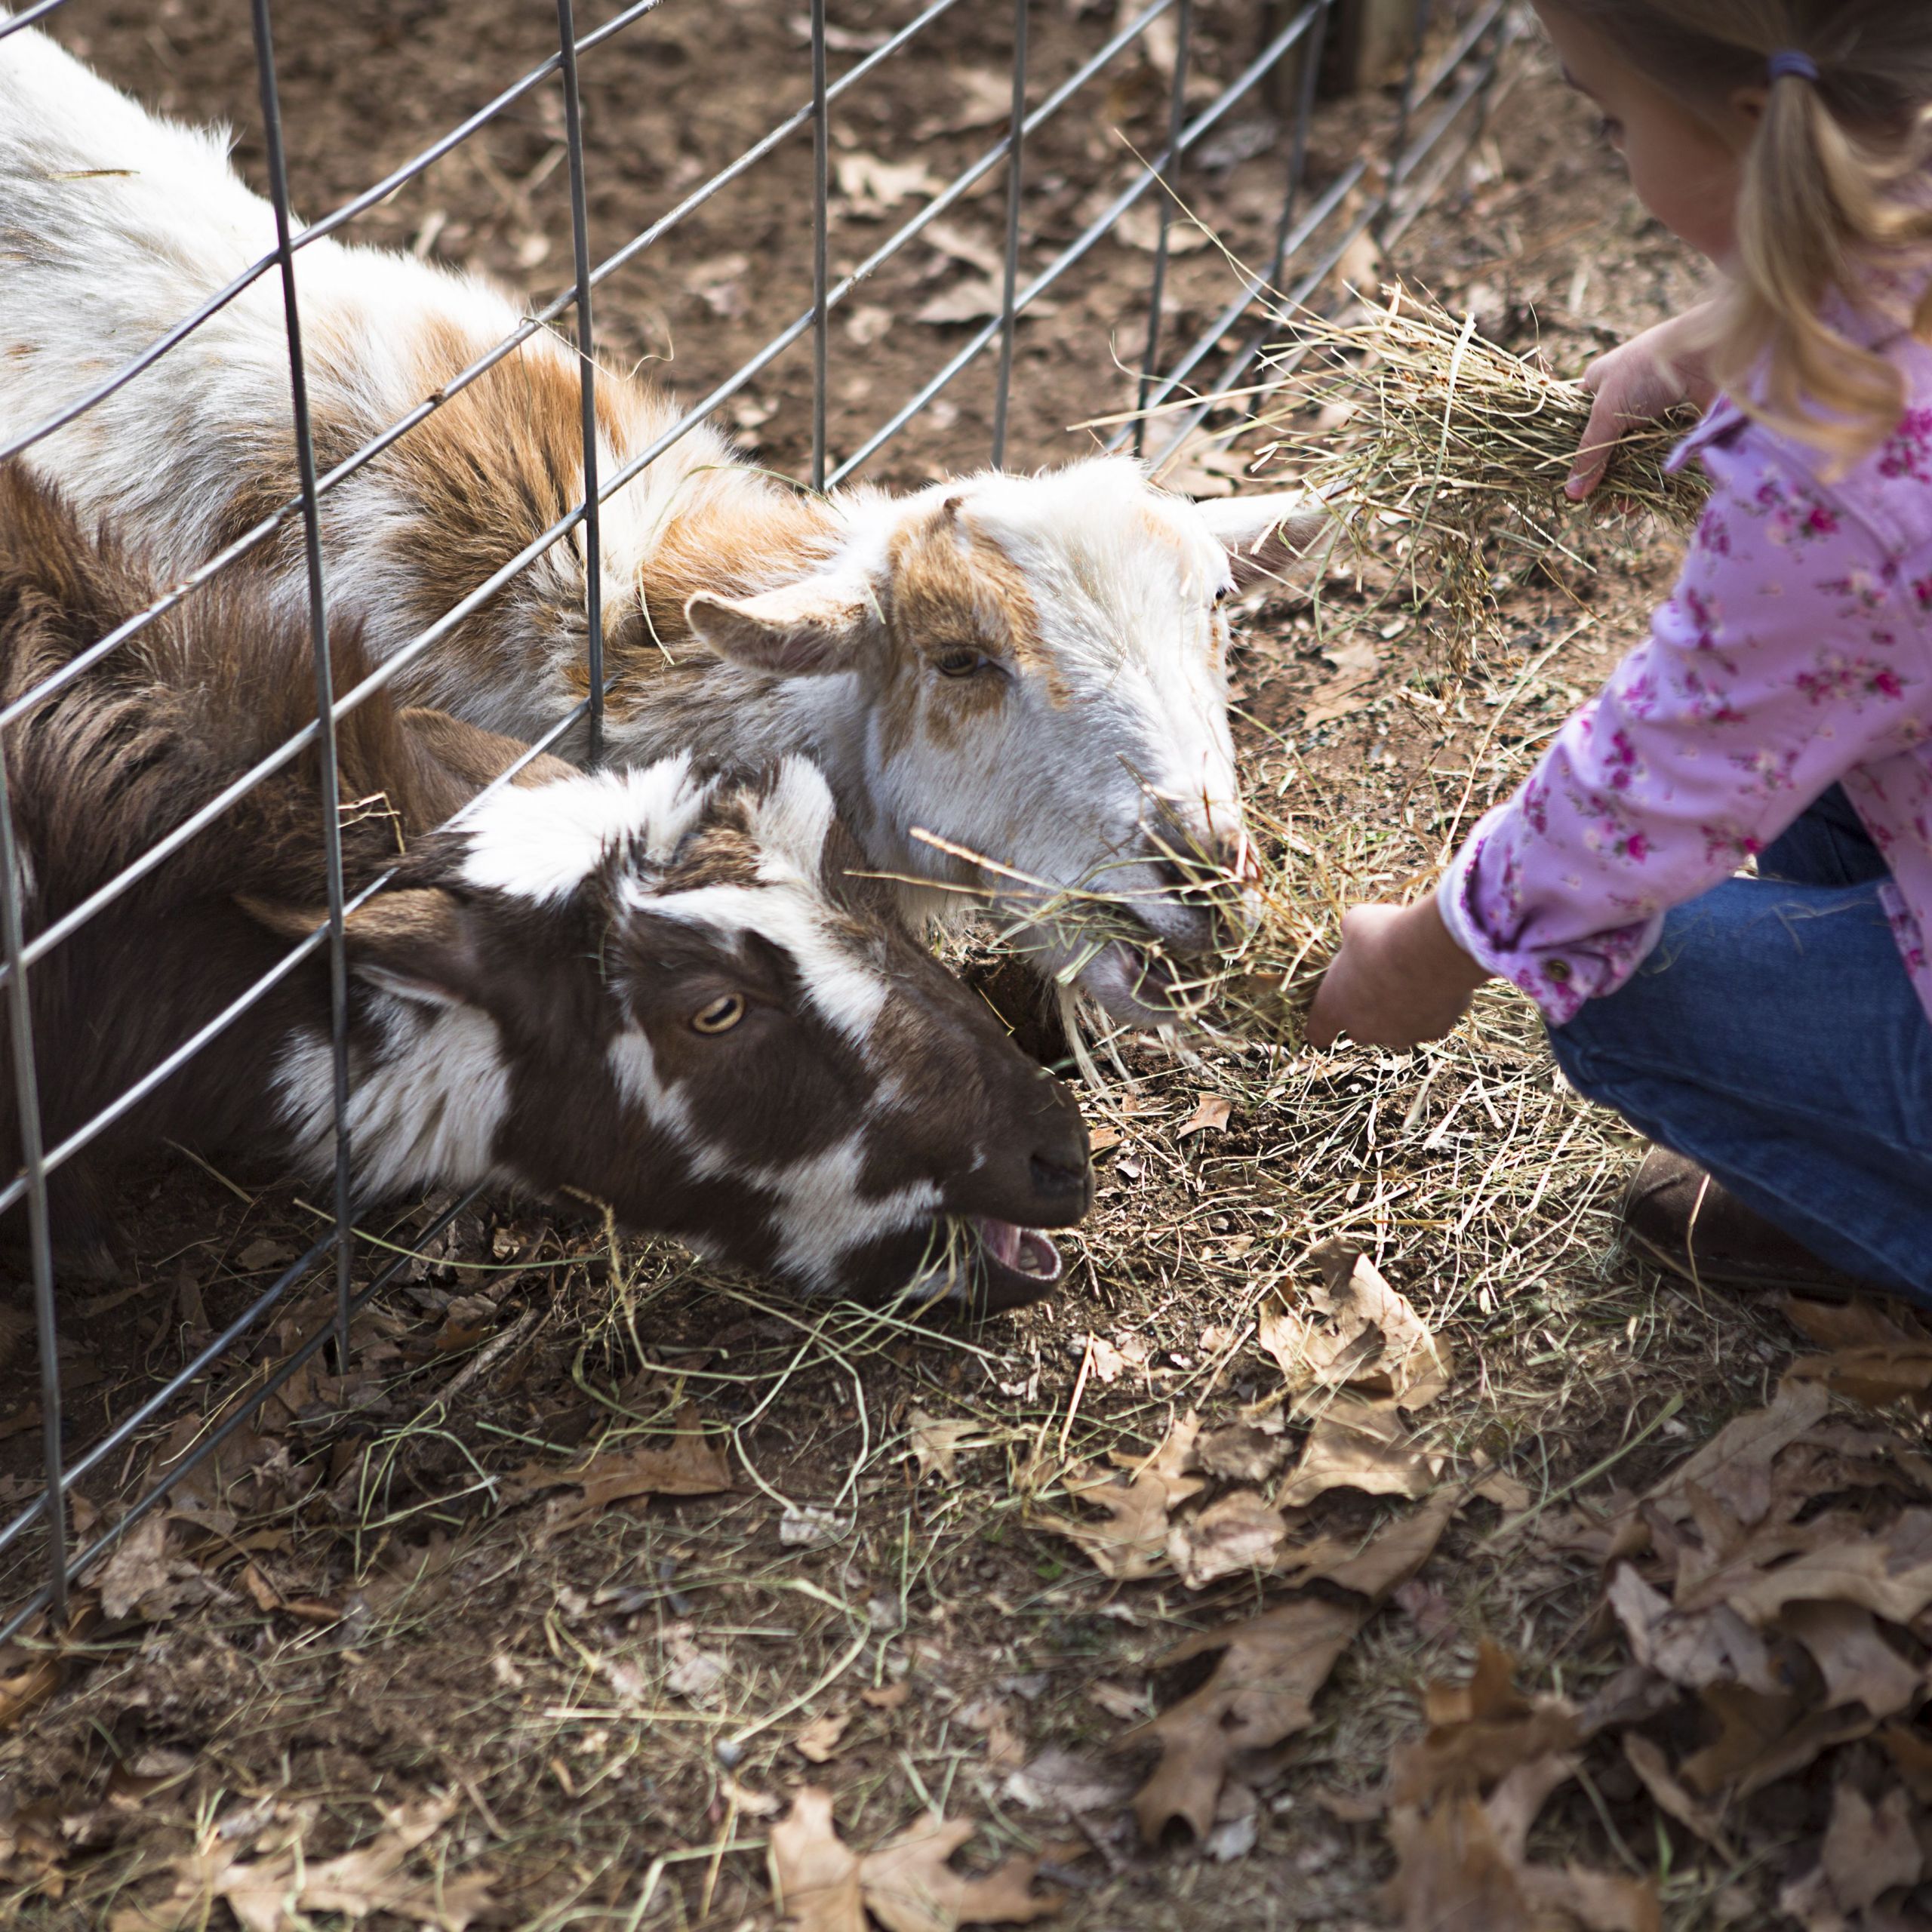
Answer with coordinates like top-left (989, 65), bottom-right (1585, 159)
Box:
top-left (1029, 1152), bottom-right (1088, 1197)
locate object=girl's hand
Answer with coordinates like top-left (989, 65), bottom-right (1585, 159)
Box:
top-left (1567, 302), bottom-right (1721, 502)
top-left (1306, 898), bottom-right (1491, 1051)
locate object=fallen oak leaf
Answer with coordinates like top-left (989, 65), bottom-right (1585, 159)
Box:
top-left (1130, 1491), bottom-right (1460, 1841)
top-left (1788, 1344), bottom-right (1932, 1413)
top-left (770, 1788), bottom-right (865, 1932)
top-left (1780, 1598), bottom-right (1922, 1720)
top-left (795, 1708), bottom-right (854, 1765)
top-left (1166, 1490), bottom-right (1288, 1589)
top-left (1275, 1397), bottom-right (1435, 1510)
top-left (906, 1410), bottom-right (982, 1484)
top-left (1678, 1682), bottom-right (1876, 1798)
top-left (1259, 1254), bottom-right (1451, 1412)
top-left (503, 1401), bottom-right (731, 1515)
top-left (1176, 1092), bottom-right (1232, 1139)
top-left (1382, 1655), bottom-right (1659, 1932)
top-left (1133, 1595), bottom-right (1365, 1842)
top-left (769, 1792), bottom-right (1061, 1932)
top-left (1820, 1778), bottom-right (1922, 1915)
top-left (1620, 1735), bottom-right (1737, 1862)
top-left (1391, 1643), bottom-right (1580, 1808)
top-left (1036, 1465), bottom-right (1184, 1582)
top-left (1605, 1564), bottom-right (1780, 1696)
top-left (126, 1791), bottom-right (493, 1932)
top-left (858, 1814), bottom-right (1060, 1932)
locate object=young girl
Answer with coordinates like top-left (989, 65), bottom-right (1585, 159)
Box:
top-left (1306, 2), bottom-right (1932, 1299)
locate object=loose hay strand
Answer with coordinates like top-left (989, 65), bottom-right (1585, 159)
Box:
top-left (1255, 286), bottom-right (1709, 659)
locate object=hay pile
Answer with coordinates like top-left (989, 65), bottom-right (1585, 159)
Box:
top-left (1255, 287), bottom-right (1709, 657)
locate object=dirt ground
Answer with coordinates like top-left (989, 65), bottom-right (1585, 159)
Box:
top-left (9, 4), bottom-right (1930, 1930)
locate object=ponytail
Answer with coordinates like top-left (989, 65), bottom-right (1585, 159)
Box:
top-left (1554, 2), bottom-right (1932, 463)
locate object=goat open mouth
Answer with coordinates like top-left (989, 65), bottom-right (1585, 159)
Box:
top-left (970, 1214), bottom-right (1063, 1308)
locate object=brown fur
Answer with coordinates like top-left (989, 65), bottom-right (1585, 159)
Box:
top-left (0, 465), bottom-right (1091, 1307)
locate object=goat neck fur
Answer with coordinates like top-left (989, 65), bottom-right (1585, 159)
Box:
top-left (0, 20), bottom-right (1332, 1025)
top-left (0, 467), bottom-right (1091, 1308)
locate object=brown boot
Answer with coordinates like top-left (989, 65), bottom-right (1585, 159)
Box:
top-left (1622, 1148), bottom-right (1881, 1300)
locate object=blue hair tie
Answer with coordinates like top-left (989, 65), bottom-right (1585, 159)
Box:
top-left (1767, 48), bottom-right (1819, 82)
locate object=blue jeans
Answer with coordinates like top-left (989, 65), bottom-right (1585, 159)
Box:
top-left (1548, 786), bottom-right (1932, 1297)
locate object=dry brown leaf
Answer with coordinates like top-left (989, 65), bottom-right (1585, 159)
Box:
top-left (1042, 1415), bottom-right (1204, 1581)
top-left (1789, 1345), bottom-right (1932, 1412)
top-left (1781, 1599), bottom-right (1923, 1719)
top-left (862, 1682), bottom-right (912, 1712)
top-left (1166, 1491), bottom-right (1287, 1589)
top-left (1785, 1298), bottom-right (1931, 1352)
top-left (1383, 1786), bottom-right (1660, 1932)
top-left (94, 1514), bottom-right (174, 1623)
top-left (1638, 1378), bottom-right (1830, 1532)
top-left (1259, 1254), bottom-right (1451, 1412)
top-left (1177, 1092), bottom-right (1232, 1138)
top-left (1040, 1466), bottom-right (1184, 1582)
top-left (1678, 1683), bottom-right (1876, 1797)
top-left (1881, 1722), bottom-right (1932, 1801)
top-left (795, 1708), bottom-right (853, 1765)
top-left (1721, 1517), bottom-right (1932, 1628)
top-left (122, 1792), bottom-right (490, 1932)
top-left (1620, 1735), bottom-right (1736, 1860)
top-left (1383, 1652), bottom-right (1657, 1932)
top-left (504, 1403), bottom-right (730, 1515)
top-left (770, 1788), bottom-right (865, 1932)
top-left (835, 152), bottom-right (943, 217)
top-left (1822, 1780), bottom-right (1922, 1915)
top-left (1605, 1564), bottom-right (1780, 1695)
top-left (1276, 1398), bottom-right (1435, 1510)
top-left (906, 1411), bottom-right (980, 1484)
top-left (768, 1792), bottom-right (1060, 1932)
top-left (1305, 1485), bottom-right (1466, 1598)
top-left (1392, 1644), bottom-right (1580, 1808)
top-left (858, 1816), bottom-right (1060, 1932)
top-left (1197, 1422), bottom-right (1287, 1483)
top-left (0, 1648), bottom-right (65, 1732)
top-left (1131, 1494), bottom-right (1457, 1842)
top-left (1134, 1595), bottom-right (1364, 1842)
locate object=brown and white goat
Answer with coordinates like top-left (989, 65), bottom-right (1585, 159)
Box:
top-left (0, 467), bottom-right (1091, 1311)
top-left (0, 20), bottom-right (1331, 1027)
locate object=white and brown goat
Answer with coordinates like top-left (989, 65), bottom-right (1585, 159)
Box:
top-left (0, 21), bottom-right (1330, 1026)
top-left (0, 467), bottom-right (1090, 1311)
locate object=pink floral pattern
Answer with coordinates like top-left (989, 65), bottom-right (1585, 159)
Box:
top-left (1438, 332), bottom-right (1932, 1029)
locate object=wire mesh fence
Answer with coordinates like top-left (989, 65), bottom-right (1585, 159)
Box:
top-left (0, 0), bottom-right (1515, 1644)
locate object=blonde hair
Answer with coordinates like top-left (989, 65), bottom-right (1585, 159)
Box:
top-left (1554, 2), bottom-right (1932, 460)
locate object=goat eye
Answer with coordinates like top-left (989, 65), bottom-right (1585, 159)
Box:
top-left (935, 646), bottom-right (983, 678)
top-left (690, 992), bottom-right (746, 1035)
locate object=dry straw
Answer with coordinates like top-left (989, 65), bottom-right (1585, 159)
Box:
top-left (1254, 286), bottom-right (1709, 658)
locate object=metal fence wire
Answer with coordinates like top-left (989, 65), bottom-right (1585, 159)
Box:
top-left (0, 0), bottom-right (1515, 1644)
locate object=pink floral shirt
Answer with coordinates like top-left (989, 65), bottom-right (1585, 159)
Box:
top-left (1438, 322), bottom-right (1932, 1031)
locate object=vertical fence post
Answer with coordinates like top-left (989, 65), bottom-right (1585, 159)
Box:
top-left (1134, 0), bottom-right (1192, 457)
top-left (989, 0), bottom-right (1029, 468)
top-left (251, 0), bottom-right (356, 1369)
top-left (0, 743), bottom-right (65, 1620)
top-left (555, 0), bottom-right (605, 767)
top-left (1269, 0), bottom-right (1332, 286)
top-left (809, 0), bottom-right (830, 491)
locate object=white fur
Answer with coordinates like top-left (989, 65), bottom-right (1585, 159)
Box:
top-left (0, 25), bottom-right (1333, 1022)
top-left (748, 1133), bottom-right (942, 1294)
top-left (459, 755), bottom-right (709, 903)
top-left (275, 996), bottom-right (512, 1198)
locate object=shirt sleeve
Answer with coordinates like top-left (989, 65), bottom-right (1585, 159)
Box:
top-left (1436, 448), bottom-right (1932, 1025)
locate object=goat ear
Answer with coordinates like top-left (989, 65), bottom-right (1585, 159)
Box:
top-left (1192, 491), bottom-right (1339, 591)
top-left (684, 579), bottom-right (871, 677)
top-left (237, 888), bottom-right (481, 1010)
